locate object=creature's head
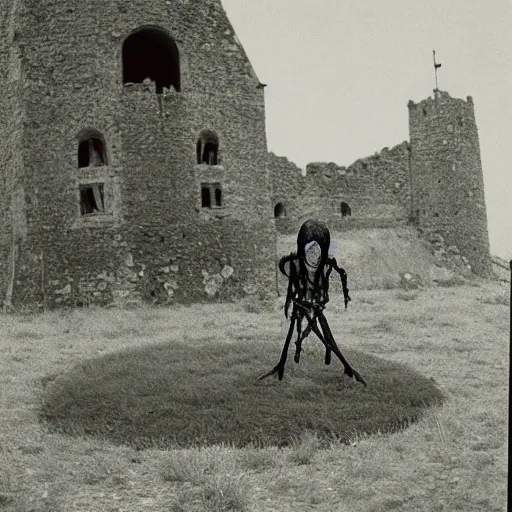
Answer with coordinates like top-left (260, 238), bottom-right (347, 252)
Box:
top-left (304, 241), bottom-right (321, 268)
top-left (297, 219), bottom-right (330, 265)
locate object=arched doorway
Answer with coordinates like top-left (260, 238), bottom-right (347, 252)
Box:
top-left (340, 202), bottom-right (352, 217)
top-left (274, 203), bottom-right (286, 218)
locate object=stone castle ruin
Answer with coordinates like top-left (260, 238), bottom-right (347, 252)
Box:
top-left (271, 91), bottom-right (491, 278)
top-left (0, 0), bottom-right (491, 309)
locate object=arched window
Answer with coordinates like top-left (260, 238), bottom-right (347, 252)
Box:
top-left (196, 130), bottom-right (219, 165)
top-left (77, 131), bottom-right (108, 168)
top-left (340, 202), bottom-right (351, 217)
top-left (274, 203), bottom-right (286, 218)
top-left (122, 27), bottom-right (181, 93)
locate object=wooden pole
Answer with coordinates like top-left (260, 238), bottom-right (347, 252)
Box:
top-left (275, 226), bottom-right (279, 296)
top-left (508, 260), bottom-right (512, 512)
top-left (41, 250), bottom-right (47, 312)
top-left (3, 230), bottom-right (16, 313)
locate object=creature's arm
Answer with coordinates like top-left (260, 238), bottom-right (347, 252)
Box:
top-left (328, 257), bottom-right (351, 308)
top-left (278, 254), bottom-right (297, 319)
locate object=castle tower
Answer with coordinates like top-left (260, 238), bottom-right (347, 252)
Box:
top-left (0, 0), bottom-right (275, 308)
top-left (408, 90), bottom-right (491, 276)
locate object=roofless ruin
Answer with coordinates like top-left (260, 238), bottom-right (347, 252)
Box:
top-left (0, 1), bottom-right (491, 309)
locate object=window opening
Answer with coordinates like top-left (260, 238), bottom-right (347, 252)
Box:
top-left (214, 187), bottom-right (222, 207)
top-left (122, 27), bottom-right (181, 93)
top-left (201, 186), bottom-right (211, 208)
top-left (274, 203), bottom-right (286, 218)
top-left (80, 183), bottom-right (105, 215)
top-left (340, 202), bottom-right (352, 217)
top-left (201, 183), bottom-right (222, 208)
top-left (197, 131), bottom-right (219, 165)
top-left (78, 137), bottom-right (107, 168)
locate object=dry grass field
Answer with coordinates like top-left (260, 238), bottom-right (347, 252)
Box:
top-left (0, 279), bottom-right (508, 511)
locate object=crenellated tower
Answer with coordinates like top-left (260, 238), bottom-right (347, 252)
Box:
top-left (0, 0), bottom-right (275, 308)
top-left (408, 90), bottom-right (491, 276)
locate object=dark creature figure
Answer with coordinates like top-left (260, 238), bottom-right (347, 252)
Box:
top-left (259, 219), bottom-right (367, 386)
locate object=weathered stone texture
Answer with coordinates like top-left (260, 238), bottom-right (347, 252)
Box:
top-left (0, 0), bottom-right (275, 309)
top-left (409, 90), bottom-right (491, 276)
top-left (270, 141), bottom-right (411, 234)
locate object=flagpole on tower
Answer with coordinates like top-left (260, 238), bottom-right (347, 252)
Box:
top-left (433, 50), bottom-right (442, 92)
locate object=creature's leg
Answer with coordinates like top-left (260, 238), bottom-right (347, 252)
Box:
top-left (259, 308), bottom-right (321, 380)
top-left (258, 311), bottom-right (297, 381)
top-left (309, 321), bottom-right (331, 364)
top-left (298, 309), bottom-right (331, 365)
top-left (294, 313), bottom-right (316, 363)
top-left (324, 343), bottom-right (332, 365)
top-left (294, 313), bottom-right (320, 363)
top-left (317, 310), bottom-right (367, 387)
top-left (294, 314), bottom-right (303, 363)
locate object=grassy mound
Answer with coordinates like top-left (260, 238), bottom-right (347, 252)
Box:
top-left (40, 338), bottom-right (444, 449)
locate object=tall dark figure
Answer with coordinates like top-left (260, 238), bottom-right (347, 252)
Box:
top-left (260, 219), bottom-right (366, 386)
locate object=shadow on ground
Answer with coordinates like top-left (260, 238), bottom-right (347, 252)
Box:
top-left (40, 338), bottom-right (445, 449)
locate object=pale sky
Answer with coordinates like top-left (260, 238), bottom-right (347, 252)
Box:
top-left (221, 0), bottom-right (512, 260)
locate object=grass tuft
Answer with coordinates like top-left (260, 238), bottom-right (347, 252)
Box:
top-left (162, 447), bottom-right (249, 512)
top-left (436, 276), bottom-right (466, 288)
top-left (373, 319), bottom-right (395, 333)
top-left (287, 431), bottom-right (321, 465)
top-left (480, 293), bottom-right (508, 306)
top-left (238, 448), bottom-right (279, 472)
top-left (396, 291), bottom-right (418, 301)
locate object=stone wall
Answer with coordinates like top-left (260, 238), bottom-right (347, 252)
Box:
top-left (268, 153), bottom-right (305, 234)
top-left (0, 0), bottom-right (27, 310)
top-left (409, 90), bottom-right (491, 276)
top-left (270, 141), bottom-right (412, 235)
top-left (0, 0), bottom-right (275, 309)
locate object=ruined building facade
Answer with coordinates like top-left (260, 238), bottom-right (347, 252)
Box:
top-left (0, 1), bottom-right (491, 310)
top-left (270, 90), bottom-right (492, 278)
top-left (0, 0), bottom-right (275, 308)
